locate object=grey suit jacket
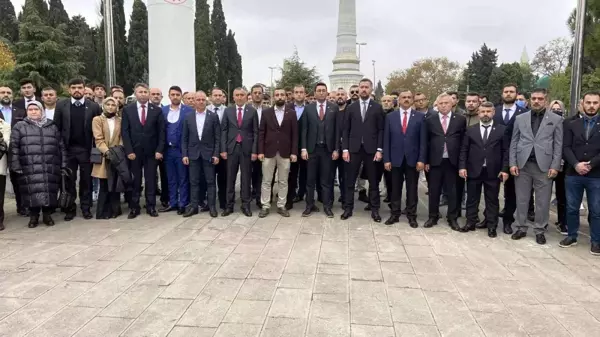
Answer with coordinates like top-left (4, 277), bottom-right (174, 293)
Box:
top-left (509, 110), bottom-right (563, 172)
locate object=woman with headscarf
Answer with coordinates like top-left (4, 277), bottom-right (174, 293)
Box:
top-left (550, 100), bottom-right (566, 116)
top-left (92, 97), bottom-right (123, 219)
top-left (10, 101), bottom-right (66, 228)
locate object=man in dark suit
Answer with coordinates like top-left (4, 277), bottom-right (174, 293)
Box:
top-left (422, 93), bottom-right (466, 231)
top-left (220, 87), bottom-right (259, 217)
top-left (13, 78), bottom-right (41, 110)
top-left (493, 83), bottom-right (529, 233)
top-left (301, 82), bottom-right (339, 218)
top-left (121, 83), bottom-right (166, 218)
top-left (383, 90), bottom-right (426, 227)
top-left (181, 91), bottom-right (221, 218)
top-left (288, 85), bottom-right (309, 208)
top-left (459, 102), bottom-right (509, 237)
top-left (341, 78), bottom-right (385, 222)
top-left (257, 88), bottom-right (298, 218)
top-left (208, 88), bottom-right (228, 211)
top-left (54, 78), bottom-right (102, 220)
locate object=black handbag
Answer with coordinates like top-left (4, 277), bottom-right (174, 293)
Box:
top-left (90, 148), bottom-right (103, 164)
top-left (57, 171), bottom-right (75, 209)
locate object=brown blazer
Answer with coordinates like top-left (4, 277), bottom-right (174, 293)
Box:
top-left (91, 115), bottom-right (122, 179)
top-left (258, 105), bottom-right (298, 158)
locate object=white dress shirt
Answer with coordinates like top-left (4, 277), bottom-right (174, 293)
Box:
top-left (480, 121), bottom-right (493, 166)
top-left (107, 116), bottom-right (116, 139)
top-left (503, 104), bottom-right (516, 121)
top-left (45, 108), bottom-right (55, 120)
top-left (400, 108), bottom-right (412, 127)
top-left (360, 99), bottom-right (370, 118)
top-left (195, 110), bottom-right (206, 140)
top-left (439, 111), bottom-right (452, 158)
top-left (167, 105), bottom-right (181, 123)
top-left (235, 105), bottom-right (245, 121)
top-left (210, 104), bottom-right (224, 122)
top-left (71, 97), bottom-right (85, 106)
top-left (275, 106), bottom-right (284, 126)
top-left (253, 104), bottom-right (263, 124)
top-left (136, 101), bottom-right (148, 121)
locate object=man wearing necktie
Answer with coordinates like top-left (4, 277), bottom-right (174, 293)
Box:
top-left (341, 79), bottom-right (385, 222)
top-left (121, 83), bottom-right (166, 218)
top-left (208, 88), bottom-right (228, 211)
top-left (220, 87), bottom-right (259, 217)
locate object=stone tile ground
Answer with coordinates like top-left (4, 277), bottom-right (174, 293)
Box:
top-left (1, 183), bottom-right (600, 336)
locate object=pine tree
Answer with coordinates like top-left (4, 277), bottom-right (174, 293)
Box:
top-left (375, 80), bottom-right (384, 100)
top-left (0, 0), bottom-right (19, 44)
top-left (194, 0), bottom-right (216, 91)
top-left (48, 0), bottom-right (69, 27)
top-left (126, 0), bottom-right (148, 91)
top-left (276, 50), bottom-right (320, 92)
top-left (97, 0), bottom-right (128, 88)
top-left (458, 44), bottom-right (498, 94)
top-left (67, 15), bottom-right (99, 82)
top-left (211, 0), bottom-right (228, 90)
top-left (23, 0), bottom-right (48, 23)
top-left (13, 1), bottom-right (82, 88)
top-left (225, 30), bottom-right (242, 91)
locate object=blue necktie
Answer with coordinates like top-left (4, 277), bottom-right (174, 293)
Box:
top-left (503, 109), bottom-right (511, 124)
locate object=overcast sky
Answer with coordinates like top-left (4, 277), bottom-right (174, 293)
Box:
top-left (11, 0), bottom-right (576, 88)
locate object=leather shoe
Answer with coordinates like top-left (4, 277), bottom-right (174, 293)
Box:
top-left (128, 209), bottom-right (140, 219)
top-left (277, 208), bottom-right (290, 217)
top-left (200, 204), bottom-right (210, 212)
top-left (324, 208), bottom-right (334, 218)
top-left (371, 210), bottom-right (381, 222)
top-left (177, 208), bottom-right (185, 215)
top-left (385, 215), bottom-right (399, 226)
top-left (460, 222), bottom-right (476, 232)
top-left (241, 207), bottom-right (252, 217)
top-left (424, 218), bottom-right (438, 228)
top-left (64, 213), bottom-right (75, 221)
top-left (536, 233), bottom-right (546, 245)
top-left (147, 208), bottom-right (159, 217)
top-left (448, 219), bottom-right (460, 231)
top-left (340, 210), bottom-right (352, 220)
top-left (302, 205), bottom-right (319, 217)
top-left (182, 207), bottom-right (198, 217)
top-left (28, 216), bottom-right (39, 228)
top-left (408, 218), bottom-right (418, 228)
top-left (511, 230), bottom-right (527, 240)
top-left (82, 210), bottom-right (93, 220)
top-left (503, 222), bottom-right (514, 235)
top-left (488, 228), bottom-right (497, 238)
top-left (43, 214), bottom-right (55, 226)
top-left (221, 208), bottom-right (233, 217)
top-left (158, 205), bottom-right (174, 213)
top-left (258, 209), bottom-right (269, 218)
top-left (209, 208), bottom-right (218, 218)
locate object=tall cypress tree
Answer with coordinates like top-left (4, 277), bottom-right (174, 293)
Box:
top-left (48, 0), bottom-right (69, 27)
top-left (126, 0), bottom-right (148, 90)
top-left (0, 0), bottom-right (19, 44)
top-left (211, 0), bottom-right (228, 90)
top-left (97, 0), bottom-right (128, 88)
top-left (67, 15), bottom-right (98, 82)
top-left (225, 30), bottom-right (242, 90)
top-left (23, 0), bottom-right (48, 23)
top-left (194, 0), bottom-right (216, 91)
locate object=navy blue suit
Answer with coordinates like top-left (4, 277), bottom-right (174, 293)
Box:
top-left (383, 109), bottom-right (426, 219)
top-left (162, 104), bottom-right (193, 209)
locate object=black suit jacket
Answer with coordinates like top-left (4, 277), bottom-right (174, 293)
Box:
top-left (54, 98), bottom-right (102, 150)
top-left (182, 111), bottom-right (221, 161)
top-left (493, 105), bottom-right (527, 139)
top-left (301, 101), bottom-right (339, 154)
top-left (220, 105), bottom-right (259, 155)
top-left (563, 115), bottom-right (600, 177)
top-left (0, 106), bottom-right (26, 128)
top-left (422, 112), bottom-right (466, 167)
top-left (342, 100), bottom-right (384, 154)
top-left (121, 102), bottom-right (165, 157)
top-left (459, 123), bottom-right (509, 179)
top-left (13, 96), bottom-right (42, 110)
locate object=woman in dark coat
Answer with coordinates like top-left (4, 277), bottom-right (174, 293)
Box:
top-left (10, 101), bottom-right (66, 228)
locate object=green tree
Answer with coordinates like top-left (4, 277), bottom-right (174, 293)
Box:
top-left (276, 50), bottom-right (320, 93)
top-left (126, 0), bottom-right (148, 90)
top-left (23, 0), bottom-right (48, 23)
top-left (485, 63), bottom-right (525, 104)
top-left (458, 44), bottom-right (498, 94)
top-left (0, 0), bottom-right (19, 44)
top-left (374, 80), bottom-right (384, 100)
top-left (225, 30), bottom-right (242, 91)
top-left (211, 0), bottom-right (228, 90)
top-left (48, 0), bottom-right (69, 27)
top-left (13, 1), bottom-right (82, 88)
top-left (531, 37), bottom-right (571, 77)
top-left (97, 0), bottom-right (128, 89)
top-left (66, 16), bottom-right (99, 82)
top-left (385, 57), bottom-right (461, 102)
top-left (194, 0), bottom-right (216, 91)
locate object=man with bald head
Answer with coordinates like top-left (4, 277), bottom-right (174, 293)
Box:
top-left (150, 88), bottom-right (164, 107)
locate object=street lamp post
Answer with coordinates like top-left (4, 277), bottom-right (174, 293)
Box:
top-left (103, 0), bottom-right (116, 87)
top-left (227, 79), bottom-right (231, 105)
top-left (570, 0), bottom-right (587, 115)
top-left (268, 66), bottom-right (277, 96)
top-left (372, 60), bottom-right (376, 84)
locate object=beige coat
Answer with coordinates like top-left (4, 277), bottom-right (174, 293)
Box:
top-left (91, 115), bottom-right (122, 179)
top-left (0, 119), bottom-right (9, 175)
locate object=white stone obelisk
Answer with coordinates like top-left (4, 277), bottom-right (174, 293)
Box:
top-left (329, 0), bottom-right (363, 91)
top-left (147, 0), bottom-right (196, 100)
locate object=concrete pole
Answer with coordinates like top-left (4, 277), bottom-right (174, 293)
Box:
top-left (570, 0), bottom-right (587, 115)
top-left (103, 0), bottom-right (116, 87)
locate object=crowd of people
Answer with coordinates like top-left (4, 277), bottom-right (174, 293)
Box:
top-left (0, 77), bottom-right (598, 255)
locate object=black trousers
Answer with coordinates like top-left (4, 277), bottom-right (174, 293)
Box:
top-left (466, 168), bottom-right (500, 228)
top-left (216, 158), bottom-right (227, 209)
top-left (226, 144), bottom-right (252, 209)
top-left (555, 170), bottom-right (566, 225)
top-left (503, 175), bottom-right (517, 223)
top-left (390, 161), bottom-right (419, 219)
top-left (130, 155), bottom-right (158, 210)
top-left (428, 159), bottom-right (459, 220)
top-left (190, 156), bottom-right (216, 209)
top-left (65, 147), bottom-right (93, 213)
top-left (9, 171), bottom-right (23, 212)
top-left (0, 175), bottom-right (5, 224)
top-left (29, 206), bottom-right (52, 216)
top-left (345, 146), bottom-right (380, 211)
top-left (288, 159), bottom-right (307, 201)
top-left (332, 157), bottom-right (346, 202)
top-left (251, 160), bottom-right (262, 203)
top-left (96, 178), bottom-right (120, 218)
top-left (158, 159), bottom-right (169, 204)
top-left (383, 169), bottom-right (392, 199)
top-left (306, 145), bottom-right (334, 208)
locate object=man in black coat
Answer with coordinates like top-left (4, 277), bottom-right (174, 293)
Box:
top-left (121, 83), bottom-right (166, 218)
top-left (422, 93), bottom-right (466, 231)
top-left (458, 102), bottom-right (509, 237)
top-left (53, 78), bottom-right (102, 220)
top-left (341, 78), bottom-right (385, 222)
top-left (220, 87), bottom-right (259, 217)
top-left (181, 91), bottom-right (221, 218)
top-left (13, 78), bottom-right (42, 110)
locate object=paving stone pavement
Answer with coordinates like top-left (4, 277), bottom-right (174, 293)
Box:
top-left (1, 185), bottom-right (600, 337)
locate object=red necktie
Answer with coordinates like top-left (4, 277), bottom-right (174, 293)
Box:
top-left (319, 104), bottom-right (324, 120)
top-left (402, 111), bottom-right (408, 134)
top-left (140, 104), bottom-right (146, 125)
top-left (236, 107), bottom-right (243, 142)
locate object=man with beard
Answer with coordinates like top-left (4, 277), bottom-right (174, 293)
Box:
top-left (288, 85), bottom-right (308, 208)
top-left (333, 88), bottom-right (348, 203)
top-left (347, 84), bottom-right (368, 202)
top-left (249, 84), bottom-right (269, 207)
top-left (84, 87), bottom-right (95, 101)
top-left (459, 102), bottom-right (509, 237)
top-left (560, 91), bottom-right (600, 254)
top-left (208, 88), bottom-right (228, 211)
top-left (258, 88), bottom-right (298, 218)
top-left (112, 89), bottom-right (126, 115)
top-left (301, 82), bottom-right (339, 218)
top-left (378, 95), bottom-right (395, 206)
top-left (493, 84), bottom-right (529, 234)
top-left (341, 78), bottom-right (385, 222)
top-left (13, 78), bottom-right (41, 110)
top-left (456, 92), bottom-right (482, 215)
top-left (54, 78), bottom-right (102, 221)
